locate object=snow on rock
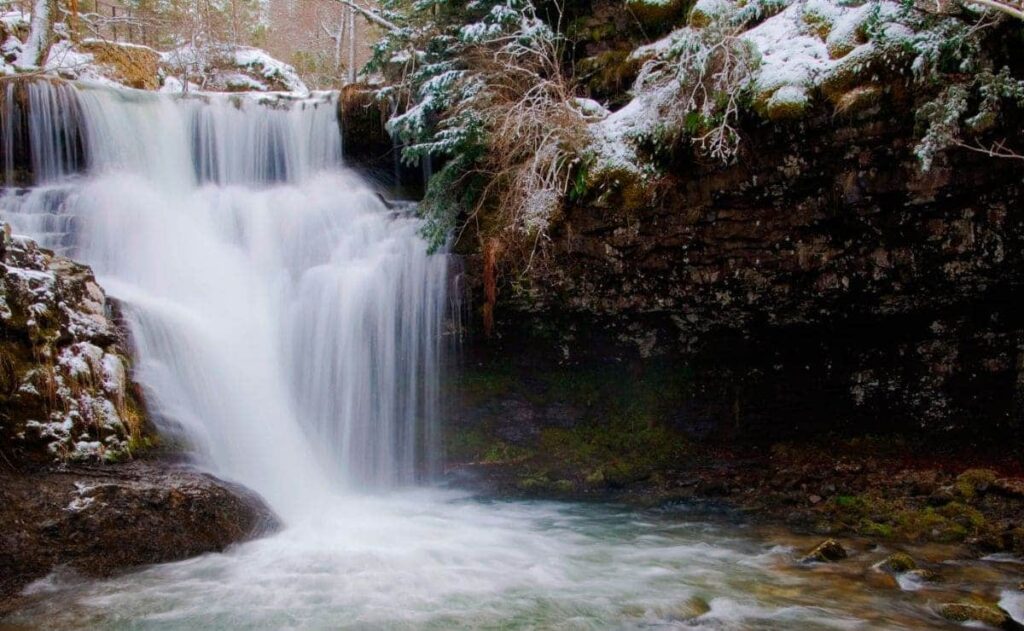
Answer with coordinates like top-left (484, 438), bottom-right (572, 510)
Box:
top-left (745, 2), bottom-right (832, 96)
top-left (159, 45), bottom-right (309, 95)
top-left (2, 11), bottom-right (307, 95)
top-left (1, 226), bottom-right (145, 462)
top-left (573, 97), bottom-right (610, 120)
top-left (231, 47), bottom-right (307, 93)
top-left (43, 39), bottom-right (126, 88)
top-left (588, 0), bottom-right (909, 175)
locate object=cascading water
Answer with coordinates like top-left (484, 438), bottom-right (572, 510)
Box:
top-left (1, 81), bottom-right (447, 512)
top-left (5, 79), bottom-right (1015, 631)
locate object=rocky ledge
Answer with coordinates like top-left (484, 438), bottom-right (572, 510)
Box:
top-left (0, 460), bottom-right (278, 614)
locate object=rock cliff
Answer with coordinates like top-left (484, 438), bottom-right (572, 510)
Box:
top-left (462, 81), bottom-right (1023, 440)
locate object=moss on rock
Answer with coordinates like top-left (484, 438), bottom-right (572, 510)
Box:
top-left (627, 0), bottom-right (693, 30)
top-left (955, 468), bottom-right (997, 499)
top-left (757, 85), bottom-right (811, 121)
top-left (80, 41), bottom-right (160, 90)
top-left (938, 602), bottom-right (1011, 627)
top-left (802, 539), bottom-right (847, 563)
top-left (879, 552), bottom-right (916, 573)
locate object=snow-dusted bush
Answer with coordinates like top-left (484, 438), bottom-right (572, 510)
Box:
top-left (368, 0), bottom-right (586, 254)
top-left (629, 14), bottom-right (759, 162)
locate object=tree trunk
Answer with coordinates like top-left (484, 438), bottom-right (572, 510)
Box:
top-left (15, 0), bottom-right (57, 69)
top-left (348, 7), bottom-right (356, 83)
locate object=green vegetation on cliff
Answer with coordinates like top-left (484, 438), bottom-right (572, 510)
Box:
top-left (363, 0), bottom-right (1023, 282)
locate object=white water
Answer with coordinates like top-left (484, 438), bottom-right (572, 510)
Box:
top-left (1, 82), bottom-right (446, 514)
top-left (2, 81), bottom-right (1017, 630)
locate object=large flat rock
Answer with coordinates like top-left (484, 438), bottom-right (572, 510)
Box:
top-left (0, 460), bottom-right (278, 613)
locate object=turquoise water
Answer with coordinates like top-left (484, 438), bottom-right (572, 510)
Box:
top-left (6, 489), bottom-right (1022, 630)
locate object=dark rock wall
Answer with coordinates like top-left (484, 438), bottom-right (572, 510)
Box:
top-left (469, 100), bottom-right (1024, 440)
top-left (339, 84), bottom-right (426, 198)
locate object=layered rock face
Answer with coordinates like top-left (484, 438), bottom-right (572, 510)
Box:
top-left (474, 99), bottom-right (1023, 440)
top-left (1, 227), bottom-right (146, 463)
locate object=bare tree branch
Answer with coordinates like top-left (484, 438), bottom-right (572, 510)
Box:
top-left (954, 138), bottom-right (1024, 160)
top-left (325, 0), bottom-right (399, 32)
top-left (963, 0), bottom-right (1024, 20)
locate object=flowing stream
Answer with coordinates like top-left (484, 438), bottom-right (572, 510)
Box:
top-left (1, 80), bottom-right (1021, 630)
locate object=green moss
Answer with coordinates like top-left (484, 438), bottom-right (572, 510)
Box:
top-left (880, 552), bottom-right (916, 573)
top-left (688, 4), bottom-right (718, 28)
top-left (481, 441), bottom-right (533, 464)
top-left (457, 370), bottom-right (517, 404)
top-left (515, 471), bottom-right (574, 493)
top-left (802, 539), bottom-right (847, 563)
top-left (820, 53), bottom-right (874, 103)
top-left (858, 520), bottom-right (894, 539)
top-left (825, 492), bottom-right (989, 544)
top-left (516, 471), bottom-right (552, 491)
top-left (445, 425), bottom-right (495, 462)
top-left (577, 51), bottom-right (643, 105)
top-left (937, 501), bottom-right (986, 530)
top-left (448, 360), bottom-right (694, 492)
top-left (627, 0), bottom-right (693, 30)
top-left (445, 423), bottom-right (535, 464)
top-left (938, 602), bottom-right (1008, 626)
top-left (801, 8), bottom-right (833, 40)
top-left (955, 468), bottom-right (997, 500)
top-left (834, 495), bottom-right (858, 508)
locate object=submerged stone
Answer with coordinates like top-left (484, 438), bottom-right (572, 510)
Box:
top-left (879, 552), bottom-right (916, 573)
top-left (801, 539), bottom-right (847, 563)
top-left (937, 602), bottom-right (1018, 629)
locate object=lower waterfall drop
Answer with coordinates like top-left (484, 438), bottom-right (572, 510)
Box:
top-left (0, 81), bottom-right (448, 514)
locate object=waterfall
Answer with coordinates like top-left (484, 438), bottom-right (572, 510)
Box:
top-left (0, 80), bottom-right (448, 514)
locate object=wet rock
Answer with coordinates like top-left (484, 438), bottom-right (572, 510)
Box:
top-left (993, 478), bottom-right (1024, 499)
top-left (938, 602), bottom-right (1021, 630)
top-left (928, 486), bottom-right (957, 507)
top-left (801, 539), bottom-right (847, 563)
top-left (905, 568), bottom-right (940, 583)
top-left (466, 68), bottom-right (1024, 442)
top-left (670, 595), bottom-right (711, 621)
top-left (1, 231), bottom-right (146, 464)
top-left (0, 461), bottom-right (277, 612)
top-left (879, 552), bottom-right (917, 573)
top-left (864, 569), bottom-right (899, 590)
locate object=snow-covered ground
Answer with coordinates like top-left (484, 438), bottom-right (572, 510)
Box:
top-left (2, 9), bottom-right (309, 95)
